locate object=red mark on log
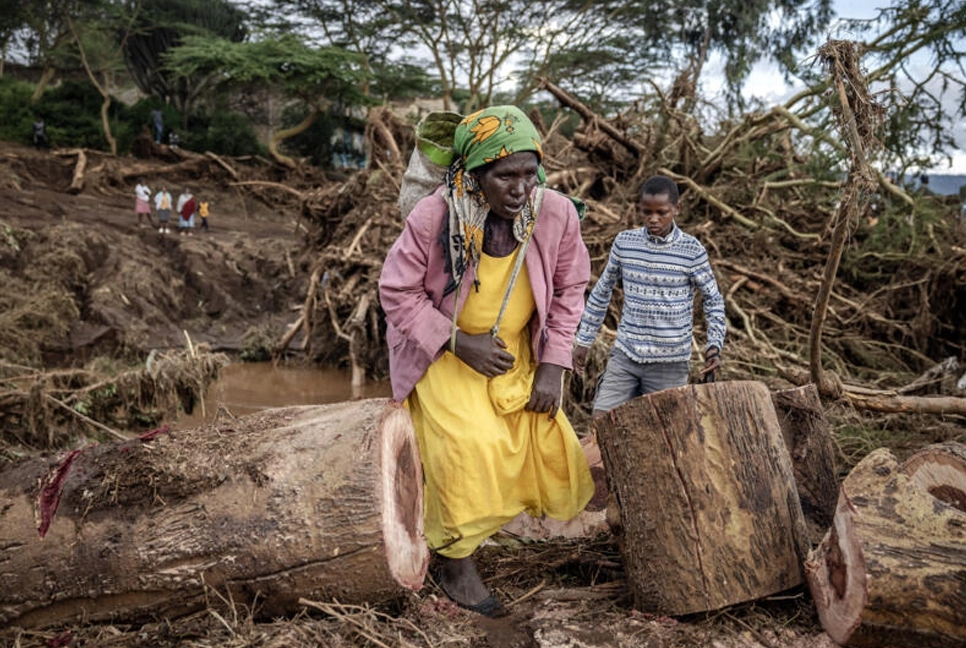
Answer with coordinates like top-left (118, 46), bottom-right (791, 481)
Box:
top-left (38, 449), bottom-right (84, 538)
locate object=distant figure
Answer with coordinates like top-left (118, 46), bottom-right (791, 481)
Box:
top-left (198, 199), bottom-right (210, 232)
top-left (919, 173), bottom-right (933, 196)
top-left (150, 109), bottom-right (163, 145)
top-left (168, 131), bottom-right (179, 149)
top-left (33, 118), bottom-right (50, 150)
top-left (134, 178), bottom-right (152, 228)
top-left (176, 188), bottom-right (196, 236)
top-left (154, 185), bottom-right (173, 234)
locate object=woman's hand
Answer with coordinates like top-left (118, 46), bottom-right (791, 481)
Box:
top-left (527, 363), bottom-right (565, 417)
top-left (452, 330), bottom-right (515, 378)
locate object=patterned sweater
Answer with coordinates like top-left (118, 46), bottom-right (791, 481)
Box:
top-left (575, 223), bottom-right (726, 363)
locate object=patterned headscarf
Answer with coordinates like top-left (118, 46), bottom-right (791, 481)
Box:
top-left (443, 105), bottom-right (543, 290)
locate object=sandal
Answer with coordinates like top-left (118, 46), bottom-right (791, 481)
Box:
top-left (435, 569), bottom-right (508, 618)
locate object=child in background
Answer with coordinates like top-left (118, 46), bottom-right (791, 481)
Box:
top-left (198, 199), bottom-right (210, 232)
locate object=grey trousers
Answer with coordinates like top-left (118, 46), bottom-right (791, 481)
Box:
top-left (593, 347), bottom-right (689, 413)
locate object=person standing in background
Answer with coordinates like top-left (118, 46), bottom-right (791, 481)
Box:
top-left (150, 109), bottom-right (163, 145)
top-left (134, 178), bottom-right (152, 228)
top-left (33, 117), bottom-right (50, 150)
top-left (198, 199), bottom-right (210, 232)
top-left (176, 187), bottom-right (196, 236)
top-left (154, 185), bottom-right (173, 234)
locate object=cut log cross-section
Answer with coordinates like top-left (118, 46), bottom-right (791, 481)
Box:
top-left (0, 399), bottom-right (428, 630)
top-left (594, 380), bottom-right (810, 616)
top-left (805, 442), bottom-right (966, 647)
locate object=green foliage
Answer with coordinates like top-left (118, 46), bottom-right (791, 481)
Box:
top-left (34, 80), bottom-right (117, 149)
top-left (123, 0), bottom-right (248, 116)
top-left (0, 78), bottom-right (36, 144)
top-left (163, 33), bottom-right (369, 107)
top-left (187, 111), bottom-right (266, 157)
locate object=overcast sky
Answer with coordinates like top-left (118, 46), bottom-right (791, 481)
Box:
top-left (731, 1), bottom-right (966, 174)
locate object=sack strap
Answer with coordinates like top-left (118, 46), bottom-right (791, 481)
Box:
top-left (490, 187), bottom-right (543, 338)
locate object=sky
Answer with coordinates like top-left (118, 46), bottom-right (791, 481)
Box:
top-left (727, 1), bottom-right (966, 175)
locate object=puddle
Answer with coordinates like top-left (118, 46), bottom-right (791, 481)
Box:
top-left (176, 361), bottom-right (393, 428)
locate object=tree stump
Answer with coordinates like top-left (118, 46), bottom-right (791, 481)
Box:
top-left (594, 380), bottom-right (809, 616)
top-left (770, 383), bottom-right (840, 540)
top-left (0, 399), bottom-right (428, 629)
top-left (805, 443), bottom-right (966, 647)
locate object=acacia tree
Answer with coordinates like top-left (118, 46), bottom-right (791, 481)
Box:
top-left (0, 5), bottom-right (28, 77)
top-left (65, 1), bottom-right (140, 155)
top-left (162, 33), bottom-right (368, 167)
top-left (273, 0), bottom-right (832, 114)
top-left (121, 0), bottom-right (247, 126)
top-left (4, 0), bottom-right (77, 100)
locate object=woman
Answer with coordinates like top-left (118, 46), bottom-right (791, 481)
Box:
top-left (176, 188), bottom-right (196, 235)
top-left (134, 178), bottom-right (152, 228)
top-left (379, 106), bottom-right (594, 617)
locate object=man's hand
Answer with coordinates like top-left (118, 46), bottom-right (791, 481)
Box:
top-left (451, 330), bottom-right (515, 378)
top-left (572, 345), bottom-right (590, 375)
top-left (527, 363), bottom-right (565, 417)
top-left (700, 346), bottom-right (722, 382)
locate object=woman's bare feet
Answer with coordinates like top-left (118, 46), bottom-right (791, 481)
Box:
top-left (436, 555), bottom-right (507, 617)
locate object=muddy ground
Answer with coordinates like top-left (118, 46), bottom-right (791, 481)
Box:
top-left (0, 137), bottom-right (960, 648)
top-left (0, 141), bottom-right (310, 367)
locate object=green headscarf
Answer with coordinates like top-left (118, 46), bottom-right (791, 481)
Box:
top-left (453, 105), bottom-right (543, 171)
top-left (444, 106), bottom-right (543, 291)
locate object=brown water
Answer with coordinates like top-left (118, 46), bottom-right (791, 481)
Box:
top-left (176, 362), bottom-right (393, 428)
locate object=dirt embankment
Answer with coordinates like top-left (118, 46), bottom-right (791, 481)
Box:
top-left (0, 141), bottom-right (309, 366)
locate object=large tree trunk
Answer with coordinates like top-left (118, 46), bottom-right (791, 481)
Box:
top-left (594, 380), bottom-right (809, 616)
top-left (771, 383), bottom-right (840, 541)
top-left (0, 399), bottom-right (428, 629)
top-left (805, 443), bottom-right (966, 647)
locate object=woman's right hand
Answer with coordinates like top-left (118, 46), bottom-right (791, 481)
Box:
top-left (452, 330), bottom-right (515, 378)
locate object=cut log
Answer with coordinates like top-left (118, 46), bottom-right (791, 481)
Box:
top-left (594, 380), bottom-right (809, 616)
top-left (770, 383), bottom-right (840, 540)
top-left (805, 443), bottom-right (966, 647)
top-left (0, 399), bottom-right (428, 629)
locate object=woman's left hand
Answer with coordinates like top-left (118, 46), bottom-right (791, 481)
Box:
top-left (527, 363), bottom-right (565, 417)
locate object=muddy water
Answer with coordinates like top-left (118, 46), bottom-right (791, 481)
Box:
top-left (176, 362), bottom-right (393, 428)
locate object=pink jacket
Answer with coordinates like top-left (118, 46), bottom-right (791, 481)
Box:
top-left (379, 187), bottom-right (590, 401)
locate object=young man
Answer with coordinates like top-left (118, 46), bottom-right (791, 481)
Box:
top-left (573, 175), bottom-right (726, 416)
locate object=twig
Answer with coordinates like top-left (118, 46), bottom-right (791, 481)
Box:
top-left (45, 395), bottom-right (127, 441)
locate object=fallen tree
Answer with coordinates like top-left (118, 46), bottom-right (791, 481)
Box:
top-left (805, 442), bottom-right (966, 647)
top-left (0, 399), bottom-right (428, 629)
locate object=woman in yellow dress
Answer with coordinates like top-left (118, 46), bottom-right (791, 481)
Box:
top-left (379, 105), bottom-right (594, 617)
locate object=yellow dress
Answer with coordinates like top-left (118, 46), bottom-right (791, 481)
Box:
top-left (406, 249), bottom-right (594, 558)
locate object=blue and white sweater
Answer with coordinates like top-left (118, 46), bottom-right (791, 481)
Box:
top-left (575, 223), bottom-right (726, 363)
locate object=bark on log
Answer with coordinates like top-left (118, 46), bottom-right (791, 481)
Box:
top-left (594, 380), bottom-right (809, 616)
top-left (805, 443), bottom-right (966, 648)
top-left (770, 383), bottom-right (840, 539)
top-left (0, 399), bottom-right (428, 629)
